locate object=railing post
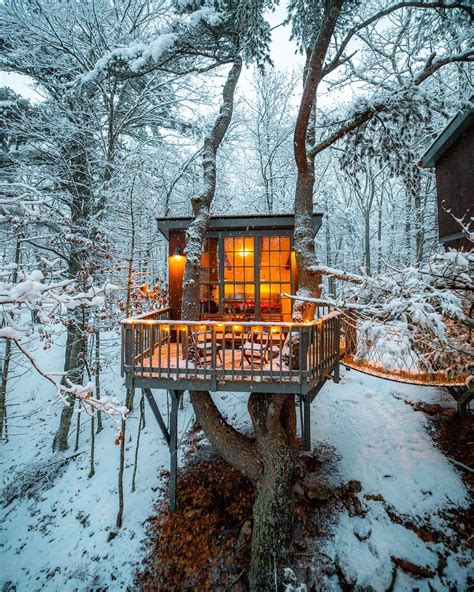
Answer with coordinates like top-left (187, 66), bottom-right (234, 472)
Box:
top-left (299, 326), bottom-right (309, 385)
top-left (124, 324), bottom-right (134, 372)
top-left (334, 315), bottom-right (341, 383)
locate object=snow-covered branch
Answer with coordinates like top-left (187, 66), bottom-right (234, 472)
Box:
top-left (287, 251), bottom-right (473, 380)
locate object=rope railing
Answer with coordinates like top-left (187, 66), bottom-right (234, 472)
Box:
top-left (340, 313), bottom-right (468, 387)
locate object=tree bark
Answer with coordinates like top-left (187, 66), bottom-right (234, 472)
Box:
top-left (53, 123), bottom-right (94, 451)
top-left (53, 316), bottom-right (87, 451)
top-left (0, 238), bottom-right (20, 441)
top-left (293, 1), bottom-right (344, 321)
top-left (181, 58), bottom-right (242, 320)
top-left (248, 393), bottom-right (296, 590)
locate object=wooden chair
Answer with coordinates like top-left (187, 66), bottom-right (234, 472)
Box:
top-left (188, 329), bottom-right (223, 368)
top-left (240, 328), bottom-right (270, 368)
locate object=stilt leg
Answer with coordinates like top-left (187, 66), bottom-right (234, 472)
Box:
top-left (333, 361), bottom-right (340, 383)
top-left (303, 396), bottom-right (311, 452)
top-left (169, 390), bottom-right (181, 512)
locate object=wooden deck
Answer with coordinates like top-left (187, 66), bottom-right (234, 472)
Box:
top-left (121, 310), bottom-right (341, 394)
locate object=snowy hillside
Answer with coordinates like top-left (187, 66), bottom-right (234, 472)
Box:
top-left (1, 335), bottom-right (471, 591)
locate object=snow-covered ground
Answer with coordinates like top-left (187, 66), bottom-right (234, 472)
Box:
top-left (1, 333), bottom-right (471, 590)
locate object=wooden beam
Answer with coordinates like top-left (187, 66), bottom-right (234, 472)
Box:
top-left (142, 388), bottom-right (170, 445)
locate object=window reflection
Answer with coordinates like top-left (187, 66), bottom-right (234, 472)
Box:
top-left (223, 236), bottom-right (255, 318)
top-left (259, 236), bottom-right (291, 322)
top-left (198, 234), bottom-right (292, 321)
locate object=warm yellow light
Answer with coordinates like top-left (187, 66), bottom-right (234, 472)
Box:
top-left (233, 325), bottom-right (242, 331)
top-left (200, 325), bottom-right (206, 331)
top-left (271, 326), bottom-right (280, 333)
top-left (162, 325), bottom-right (169, 332)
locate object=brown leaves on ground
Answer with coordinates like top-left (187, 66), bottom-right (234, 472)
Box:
top-left (136, 452), bottom-right (254, 591)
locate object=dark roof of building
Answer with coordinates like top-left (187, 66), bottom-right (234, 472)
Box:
top-left (419, 99), bottom-right (474, 168)
top-left (156, 212), bottom-right (324, 239)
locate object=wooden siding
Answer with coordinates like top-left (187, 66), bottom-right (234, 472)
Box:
top-left (435, 123), bottom-right (473, 249)
top-left (168, 230), bottom-right (186, 320)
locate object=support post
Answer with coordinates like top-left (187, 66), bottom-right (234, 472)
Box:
top-left (142, 388), bottom-right (182, 512)
top-left (142, 388), bottom-right (169, 445)
top-left (300, 381), bottom-right (327, 451)
top-left (169, 390), bottom-right (181, 512)
top-left (302, 395), bottom-right (311, 451)
top-left (333, 360), bottom-right (340, 383)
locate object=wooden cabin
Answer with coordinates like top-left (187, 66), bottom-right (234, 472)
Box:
top-left (121, 213), bottom-right (341, 400)
top-left (420, 100), bottom-right (473, 250)
top-left (157, 213), bottom-right (322, 323)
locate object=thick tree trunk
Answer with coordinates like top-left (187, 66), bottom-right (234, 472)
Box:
top-left (53, 316), bottom-right (87, 451)
top-left (248, 393), bottom-right (296, 590)
top-left (292, 2), bottom-right (343, 320)
top-left (179, 58), bottom-right (297, 590)
top-left (181, 59), bottom-right (242, 320)
top-left (364, 209), bottom-right (371, 275)
top-left (53, 124), bottom-right (94, 451)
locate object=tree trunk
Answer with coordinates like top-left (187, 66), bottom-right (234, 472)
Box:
top-left (292, 2), bottom-right (343, 319)
top-left (53, 123), bottom-right (94, 451)
top-left (0, 238), bottom-right (21, 441)
top-left (364, 209), bottom-right (371, 275)
top-left (248, 393), bottom-right (296, 590)
top-left (0, 338), bottom-right (12, 442)
top-left (181, 59), bottom-right (242, 320)
top-left (53, 316), bottom-right (87, 451)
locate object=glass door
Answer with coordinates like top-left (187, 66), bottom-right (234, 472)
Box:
top-left (259, 236), bottom-right (292, 322)
top-left (222, 236), bottom-right (255, 319)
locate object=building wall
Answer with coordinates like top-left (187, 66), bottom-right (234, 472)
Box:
top-left (435, 123), bottom-right (473, 249)
top-left (168, 230), bottom-right (186, 320)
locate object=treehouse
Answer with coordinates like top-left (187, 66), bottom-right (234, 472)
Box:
top-left (121, 213), bottom-right (342, 398)
top-left (121, 213), bottom-right (342, 509)
top-left (120, 213), bottom-right (470, 511)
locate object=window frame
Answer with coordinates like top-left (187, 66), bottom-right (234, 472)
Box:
top-left (199, 229), bottom-right (294, 321)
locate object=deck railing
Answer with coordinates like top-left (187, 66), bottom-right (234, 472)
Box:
top-left (121, 308), bottom-right (340, 394)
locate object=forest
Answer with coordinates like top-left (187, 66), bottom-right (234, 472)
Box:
top-left (0, 0), bottom-right (472, 590)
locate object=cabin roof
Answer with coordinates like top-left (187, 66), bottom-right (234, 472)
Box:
top-left (419, 99), bottom-right (474, 168)
top-left (156, 212), bottom-right (324, 240)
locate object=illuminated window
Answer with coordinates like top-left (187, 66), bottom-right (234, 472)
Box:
top-left (199, 238), bottom-right (219, 315)
top-left (259, 236), bottom-right (291, 322)
top-left (223, 236), bottom-right (255, 318)
top-left (197, 234), bottom-right (293, 321)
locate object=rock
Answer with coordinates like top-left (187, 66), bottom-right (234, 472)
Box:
top-left (306, 483), bottom-right (333, 501)
top-left (353, 521), bottom-right (372, 541)
top-left (347, 480), bottom-right (362, 494)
